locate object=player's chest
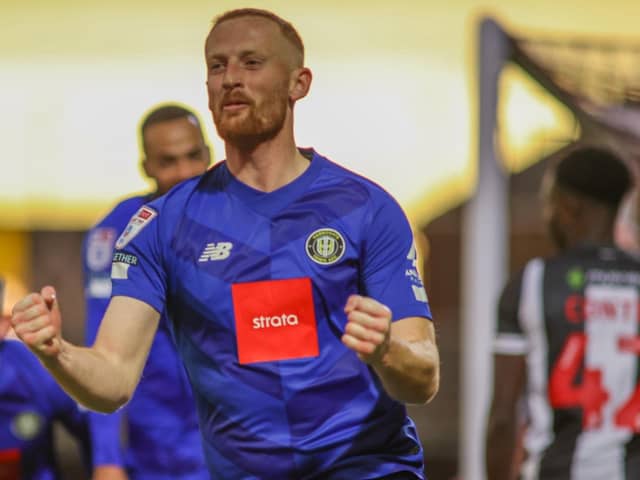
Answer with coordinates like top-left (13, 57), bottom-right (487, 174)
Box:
top-left (173, 207), bottom-right (361, 285)
top-left (170, 211), bottom-right (362, 363)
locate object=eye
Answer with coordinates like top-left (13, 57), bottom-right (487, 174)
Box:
top-left (159, 157), bottom-right (176, 167)
top-left (209, 61), bottom-right (225, 73)
top-left (245, 58), bottom-right (262, 69)
top-left (188, 149), bottom-right (202, 160)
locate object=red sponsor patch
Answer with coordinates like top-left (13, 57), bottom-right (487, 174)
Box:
top-left (138, 208), bottom-right (153, 220)
top-left (0, 448), bottom-right (21, 479)
top-left (232, 278), bottom-right (319, 364)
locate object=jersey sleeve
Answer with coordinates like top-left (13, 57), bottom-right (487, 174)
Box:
top-left (110, 203), bottom-right (167, 313)
top-left (87, 411), bottom-right (125, 468)
top-left (493, 270), bottom-right (528, 355)
top-left (361, 192), bottom-right (432, 321)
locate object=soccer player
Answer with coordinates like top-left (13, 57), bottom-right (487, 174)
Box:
top-left (0, 280), bottom-right (91, 480)
top-left (83, 104), bottom-right (211, 480)
top-left (11, 8), bottom-right (440, 479)
top-left (486, 146), bottom-right (640, 479)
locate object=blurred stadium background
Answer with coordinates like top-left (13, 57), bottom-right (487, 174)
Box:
top-left (2, 0), bottom-right (640, 478)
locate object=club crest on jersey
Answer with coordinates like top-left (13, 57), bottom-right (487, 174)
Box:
top-left (305, 228), bottom-right (345, 265)
top-left (115, 206), bottom-right (157, 250)
top-left (11, 412), bottom-right (43, 440)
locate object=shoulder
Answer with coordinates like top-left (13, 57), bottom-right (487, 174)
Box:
top-left (500, 258), bottom-right (545, 301)
top-left (605, 245), bottom-right (640, 268)
top-left (543, 244), bottom-right (640, 272)
top-left (314, 152), bottom-right (401, 211)
top-left (149, 163), bottom-right (226, 215)
top-left (92, 194), bottom-right (149, 231)
top-left (512, 258), bottom-right (546, 282)
top-left (115, 168), bottom-right (225, 249)
top-left (85, 195), bottom-right (150, 265)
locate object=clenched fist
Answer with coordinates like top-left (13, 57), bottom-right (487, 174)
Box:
top-left (11, 286), bottom-right (62, 357)
top-left (341, 294), bottom-right (392, 365)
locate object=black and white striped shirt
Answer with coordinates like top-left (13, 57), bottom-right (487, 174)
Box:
top-left (495, 244), bottom-right (640, 480)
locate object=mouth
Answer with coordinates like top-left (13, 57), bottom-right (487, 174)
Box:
top-left (222, 102), bottom-right (249, 112)
top-left (221, 94), bottom-right (252, 112)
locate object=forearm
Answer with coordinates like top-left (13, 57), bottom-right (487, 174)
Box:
top-left (13, 292), bottom-right (157, 412)
top-left (372, 336), bottom-right (439, 404)
top-left (92, 465), bottom-right (129, 480)
top-left (486, 415), bottom-right (518, 480)
top-left (39, 340), bottom-right (134, 413)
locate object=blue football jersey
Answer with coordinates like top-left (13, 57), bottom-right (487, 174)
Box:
top-left (0, 339), bottom-right (90, 480)
top-left (111, 150), bottom-right (432, 479)
top-left (83, 195), bottom-right (208, 480)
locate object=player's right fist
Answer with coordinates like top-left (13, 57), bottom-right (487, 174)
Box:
top-left (11, 286), bottom-right (62, 357)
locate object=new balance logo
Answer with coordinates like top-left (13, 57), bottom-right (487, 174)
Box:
top-left (198, 242), bottom-right (233, 262)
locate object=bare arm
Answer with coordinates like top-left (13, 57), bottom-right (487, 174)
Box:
top-left (92, 466), bottom-right (129, 480)
top-left (486, 353), bottom-right (526, 480)
top-left (11, 286), bottom-right (159, 413)
top-left (341, 294), bottom-right (440, 404)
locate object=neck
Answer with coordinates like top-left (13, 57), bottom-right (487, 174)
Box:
top-left (224, 123), bottom-right (309, 192)
top-left (566, 220), bottom-right (616, 250)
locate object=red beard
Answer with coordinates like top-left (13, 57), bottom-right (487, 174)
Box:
top-left (212, 87), bottom-right (289, 147)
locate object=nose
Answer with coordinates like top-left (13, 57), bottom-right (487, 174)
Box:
top-left (222, 61), bottom-right (243, 90)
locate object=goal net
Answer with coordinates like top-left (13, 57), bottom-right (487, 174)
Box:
top-left (505, 23), bottom-right (640, 248)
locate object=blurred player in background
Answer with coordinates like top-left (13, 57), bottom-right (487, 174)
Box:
top-left (486, 146), bottom-right (640, 479)
top-left (615, 186), bottom-right (640, 253)
top-left (0, 277), bottom-right (92, 480)
top-left (83, 104), bottom-right (211, 480)
top-left (12, 8), bottom-right (439, 479)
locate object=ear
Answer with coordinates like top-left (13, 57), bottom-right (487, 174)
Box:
top-left (289, 67), bottom-right (312, 102)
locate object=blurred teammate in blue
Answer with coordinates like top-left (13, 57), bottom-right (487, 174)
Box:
top-left (83, 104), bottom-right (211, 480)
top-left (0, 279), bottom-right (92, 480)
top-left (11, 8), bottom-right (440, 480)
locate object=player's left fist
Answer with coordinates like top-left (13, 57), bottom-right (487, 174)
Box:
top-left (342, 294), bottom-right (391, 365)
